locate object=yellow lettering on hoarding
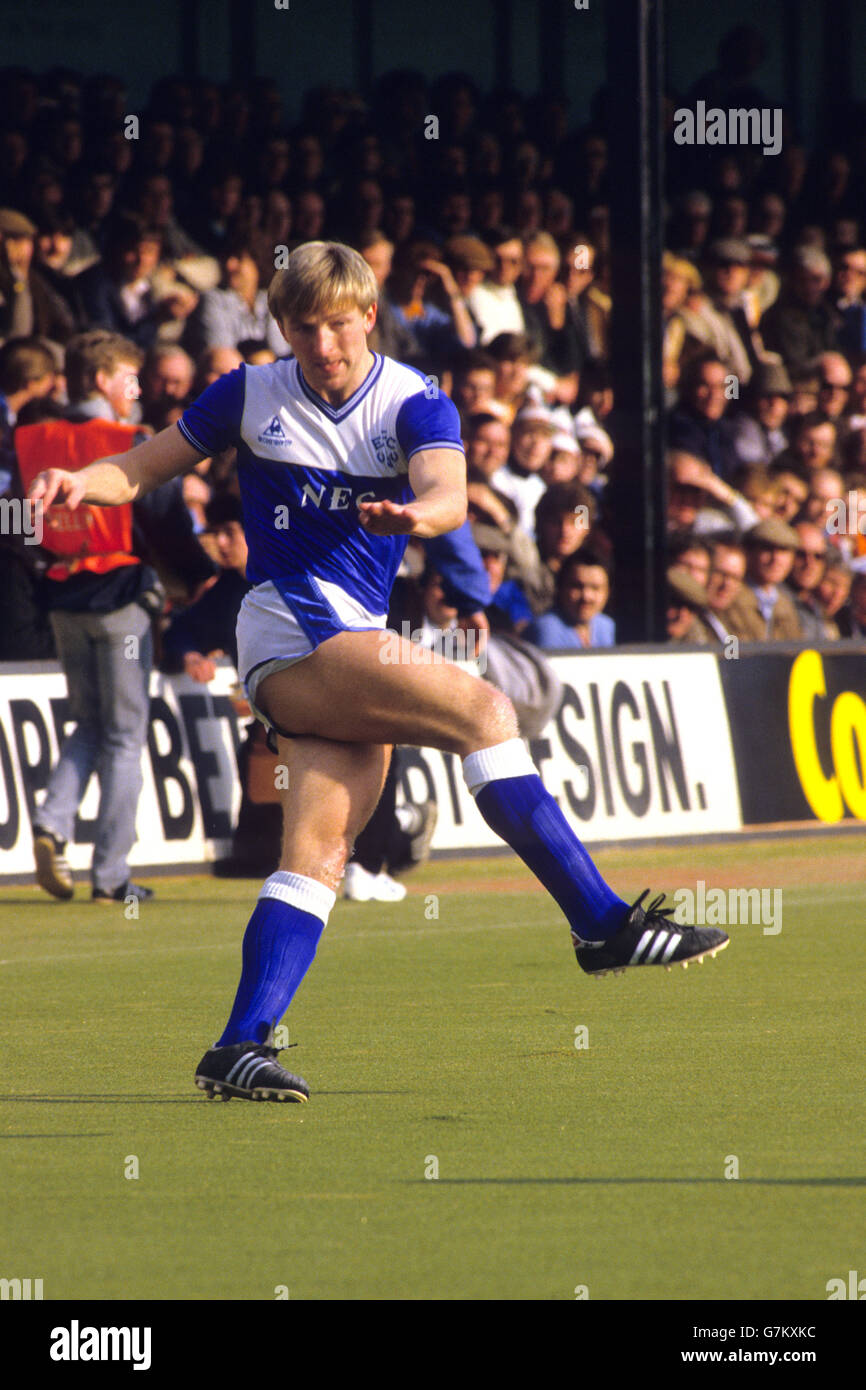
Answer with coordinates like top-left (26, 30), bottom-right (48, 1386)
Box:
top-left (830, 692), bottom-right (866, 819)
top-left (788, 651), bottom-right (843, 822)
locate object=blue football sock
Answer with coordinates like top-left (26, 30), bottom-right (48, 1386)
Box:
top-left (464, 740), bottom-right (627, 943)
top-left (217, 872), bottom-right (336, 1047)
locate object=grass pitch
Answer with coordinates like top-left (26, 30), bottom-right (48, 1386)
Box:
top-left (1, 834), bottom-right (864, 1301)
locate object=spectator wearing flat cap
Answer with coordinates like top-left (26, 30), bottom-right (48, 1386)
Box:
top-left (723, 517), bottom-right (803, 641)
top-left (472, 522), bottom-right (533, 631)
top-left (0, 207), bottom-right (77, 346)
top-left (666, 566), bottom-right (715, 644)
top-left (730, 357), bottom-right (792, 468)
top-left (745, 235), bottom-right (781, 320)
top-left (760, 248), bottom-right (840, 373)
top-left (442, 235), bottom-right (495, 343)
top-left (466, 227), bottom-right (527, 346)
top-left (680, 238), bottom-right (761, 385)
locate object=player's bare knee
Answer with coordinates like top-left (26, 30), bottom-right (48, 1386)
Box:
top-left (465, 683), bottom-right (518, 751)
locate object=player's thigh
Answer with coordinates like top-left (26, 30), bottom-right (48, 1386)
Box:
top-left (257, 629), bottom-right (516, 753)
top-left (277, 734), bottom-right (391, 852)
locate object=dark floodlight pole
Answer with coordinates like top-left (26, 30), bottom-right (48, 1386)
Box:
top-left (229, 0), bottom-right (257, 82)
top-left (604, 0), bottom-right (666, 642)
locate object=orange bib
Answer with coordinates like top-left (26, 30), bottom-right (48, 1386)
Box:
top-left (15, 419), bottom-right (141, 579)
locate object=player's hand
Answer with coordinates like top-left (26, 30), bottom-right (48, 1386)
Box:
top-left (159, 289), bottom-right (198, 321)
top-left (27, 469), bottom-right (88, 510)
top-left (670, 453), bottom-right (711, 490)
top-left (466, 482), bottom-right (511, 530)
top-left (417, 258), bottom-right (460, 297)
top-left (456, 610), bottom-right (489, 657)
top-left (359, 498), bottom-right (426, 535)
top-left (183, 651), bottom-right (216, 683)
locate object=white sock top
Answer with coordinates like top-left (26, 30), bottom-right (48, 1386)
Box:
top-left (462, 738), bottom-right (536, 794)
top-left (259, 871), bottom-right (337, 924)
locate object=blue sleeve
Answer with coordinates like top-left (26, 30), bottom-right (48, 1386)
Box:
top-left (524, 613), bottom-right (578, 651)
top-left (177, 366), bottom-right (246, 457)
top-left (424, 520), bottom-right (491, 615)
top-left (593, 613), bottom-right (616, 647)
top-left (395, 388), bottom-right (465, 461)
top-left (494, 580), bottom-right (533, 625)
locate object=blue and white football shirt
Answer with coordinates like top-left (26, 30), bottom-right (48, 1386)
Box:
top-left (177, 354), bottom-right (464, 643)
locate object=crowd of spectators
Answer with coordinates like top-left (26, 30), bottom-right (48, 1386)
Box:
top-left (3, 30), bottom-right (866, 673)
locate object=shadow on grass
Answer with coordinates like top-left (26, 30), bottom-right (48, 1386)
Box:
top-left (0, 1095), bottom-right (205, 1105)
top-left (407, 1176), bottom-right (866, 1187)
top-left (0, 1090), bottom-right (412, 1104)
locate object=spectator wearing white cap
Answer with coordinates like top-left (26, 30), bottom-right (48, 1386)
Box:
top-left (489, 400), bottom-right (554, 536)
top-left (573, 414), bottom-right (614, 493)
top-left (540, 428), bottom-right (580, 487)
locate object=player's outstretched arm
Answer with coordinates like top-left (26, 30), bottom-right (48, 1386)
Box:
top-left (358, 447), bottom-right (467, 539)
top-left (27, 424), bottom-right (206, 510)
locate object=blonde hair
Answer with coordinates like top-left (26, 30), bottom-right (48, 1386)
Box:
top-left (524, 231), bottom-right (561, 269)
top-left (267, 241), bottom-right (378, 327)
top-left (65, 330), bottom-right (143, 403)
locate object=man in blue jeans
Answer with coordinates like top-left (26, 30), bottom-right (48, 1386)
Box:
top-left (19, 330), bottom-right (215, 903)
top-left (36, 603), bottom-right (154, 902)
